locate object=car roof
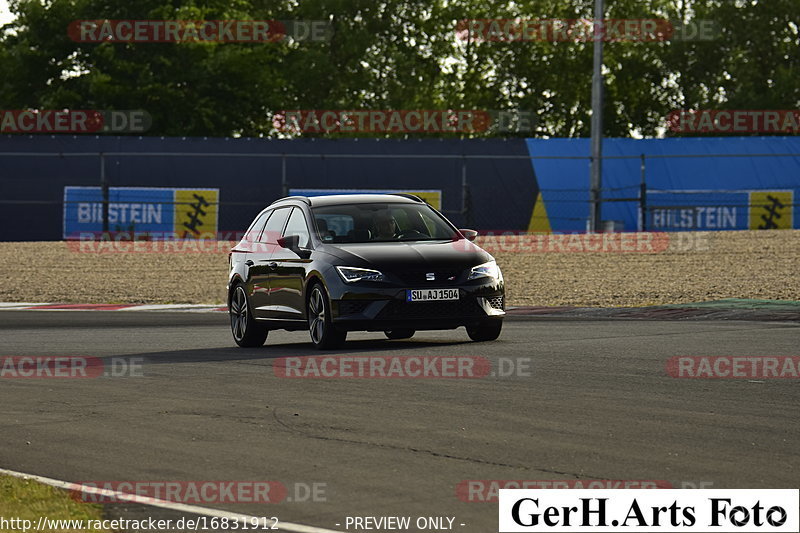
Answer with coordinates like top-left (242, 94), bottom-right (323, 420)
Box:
top-left (270, 193), bottom-right (422, 208)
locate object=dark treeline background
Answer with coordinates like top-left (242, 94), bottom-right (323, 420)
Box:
top-left (1, 0), bottom-right (797, 138)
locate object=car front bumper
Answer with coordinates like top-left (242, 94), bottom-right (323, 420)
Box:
top-left (329, 280), bottom-right (505, 332)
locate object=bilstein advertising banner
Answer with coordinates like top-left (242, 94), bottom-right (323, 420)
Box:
top-left (63, 186), bottom-right (219, 239)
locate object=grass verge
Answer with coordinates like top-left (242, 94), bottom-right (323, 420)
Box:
top-left (0, 475), bottom-right (111, 533)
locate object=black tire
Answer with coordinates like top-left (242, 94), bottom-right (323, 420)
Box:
top-left (229, 284), bottom-right (269, 347)
top-left (384, 329), bottom-right (415, 340)
top-left (466, 320), bottom-right (503, 342)
top-left (307, 283), bottom-right (347, 350)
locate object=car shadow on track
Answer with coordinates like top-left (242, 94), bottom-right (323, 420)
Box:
top-left (119, 337), bottom-right (473, 366)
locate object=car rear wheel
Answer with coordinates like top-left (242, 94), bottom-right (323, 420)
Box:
top-left (466, 320), bottom-right (502, 342)
top-left (384, 329), bottom-right (415, 340)
top-left (230, 284), bottom-right (269, 347)
top-left (308, 284), bottom-right (347, 350)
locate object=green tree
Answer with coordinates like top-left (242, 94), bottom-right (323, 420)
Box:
top-left (1, 0), bottom-right (797, 137)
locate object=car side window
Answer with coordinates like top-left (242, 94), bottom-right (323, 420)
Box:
top-left (315, 214), bottom-right (353, 240)
top-left (260, 207), bottom-right (291, 243)
top-left (283, 207), bottom-right (311, 248)
top-left (244, 210), bottom-right (271, 242)
top-left (418, 210), bottom-right (446, 238)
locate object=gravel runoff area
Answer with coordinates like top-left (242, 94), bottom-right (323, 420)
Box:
top-left (0, 230), bottom-right (797, 307)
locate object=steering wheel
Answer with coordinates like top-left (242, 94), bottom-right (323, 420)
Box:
top-left (397, 229), bottom-right (427, 239)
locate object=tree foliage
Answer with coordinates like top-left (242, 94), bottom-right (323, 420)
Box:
top-left (1, 0), bottom-right (797, 137)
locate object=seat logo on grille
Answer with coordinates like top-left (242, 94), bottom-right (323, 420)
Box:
top-left (426, 272), bottom-right (435, 281)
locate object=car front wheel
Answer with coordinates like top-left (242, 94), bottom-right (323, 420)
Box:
top-left (307, 283), bottom-right (347, 350)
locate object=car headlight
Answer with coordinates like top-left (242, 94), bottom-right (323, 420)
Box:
top-left (335, 266), bottom-right (386, 283)
top-left (468, 260), bottom-right (502, 280)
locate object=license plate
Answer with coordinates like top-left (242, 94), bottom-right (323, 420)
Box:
top-left (406, 288), bottom-right (459, 302)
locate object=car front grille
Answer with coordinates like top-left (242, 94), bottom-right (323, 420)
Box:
top-left (392, 269), bottom-right (462, 284)
top-left (376, 298), bottom-right (485, 319)
top-left (486, 296), bottom-right (504, 310)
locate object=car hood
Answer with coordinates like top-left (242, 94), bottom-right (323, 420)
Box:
top-left (317, 239), bottom-right (493, 270)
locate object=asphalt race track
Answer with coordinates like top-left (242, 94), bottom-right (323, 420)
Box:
top-left (1, 311), bottom-right (798, 532)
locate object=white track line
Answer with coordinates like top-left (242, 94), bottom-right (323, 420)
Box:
top-left (0, 467), bottom-right (345, 533)
top-left (118, 304), bottom-right (224, 311)
top-left (0, 303), bottom-right (226, 312)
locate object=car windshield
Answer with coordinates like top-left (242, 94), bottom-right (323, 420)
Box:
top-left (312, 202), bottom-right (459, 243)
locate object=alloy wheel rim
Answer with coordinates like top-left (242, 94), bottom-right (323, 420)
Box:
top-left (309, 287), bottom-right (325, 344)
top-left (230, 287), bottom-right (248, 341)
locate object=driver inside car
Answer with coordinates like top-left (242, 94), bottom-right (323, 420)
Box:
top-left (371, 211), bottom-right (399, 240)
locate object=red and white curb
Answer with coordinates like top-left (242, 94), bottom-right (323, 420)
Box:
top-left (0, 303), bottom-right (227, 312)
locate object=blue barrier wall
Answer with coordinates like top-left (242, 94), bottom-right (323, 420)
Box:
top-left (0, 136), bottom-right (538, 241)
top-left (527, 137), bottom-right (800, 232)
top-left (2, 135), bottom-right (799, 240)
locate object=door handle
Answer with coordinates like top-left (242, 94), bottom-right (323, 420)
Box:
top-left (268, 262), bottom-right (278, 270)
top-left (245, 260), bottom-right (254, 266)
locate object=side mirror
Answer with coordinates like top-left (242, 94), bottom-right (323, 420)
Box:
top-left (277, 234), bottom-right (312, 259)
top-left (459, 229), bottom-right (478, 242)
top-left (277, 234), bottom-right (299, 250)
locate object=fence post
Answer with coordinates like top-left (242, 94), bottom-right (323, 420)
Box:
top-left (100, 153), bottom-right (109, 233)
top-left (639, 153), bottom-right (646, 232)
top-left (589, 0), bottom-right (605, 233)
top-left (461, 156), bottom-right (473, 226)
top-left (281, 154), bottom-right (288, 197)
